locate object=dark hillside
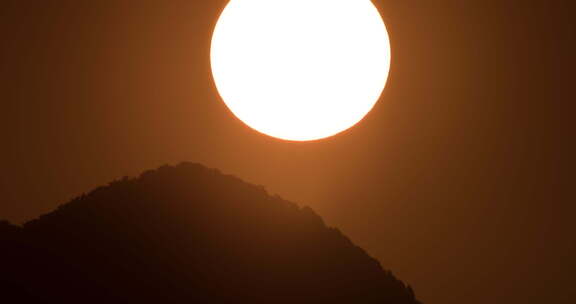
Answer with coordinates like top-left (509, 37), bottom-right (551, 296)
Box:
top-left (0, 163), bottom-right (420, 304)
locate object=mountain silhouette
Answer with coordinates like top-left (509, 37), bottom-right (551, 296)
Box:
top-left (0, 163), bottom-right (421, 303)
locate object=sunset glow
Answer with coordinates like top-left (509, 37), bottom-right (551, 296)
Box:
top-left (211, 0), bottom-right (391, 141)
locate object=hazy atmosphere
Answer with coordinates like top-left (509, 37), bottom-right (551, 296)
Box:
top-left (1, 1), bottom-right (574, 303)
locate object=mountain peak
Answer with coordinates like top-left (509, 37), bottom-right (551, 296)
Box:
top-left (1, 163), bottom-right (421, 304)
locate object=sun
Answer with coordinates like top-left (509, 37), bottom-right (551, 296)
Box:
top-left (210, 0), bottom-right (391, 141)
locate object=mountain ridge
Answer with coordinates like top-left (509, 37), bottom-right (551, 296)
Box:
top-left (0, 162), bottom-right (421, 304)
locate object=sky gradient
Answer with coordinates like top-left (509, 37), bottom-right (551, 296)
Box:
top-left (1, 1), bottom-right (574, 303)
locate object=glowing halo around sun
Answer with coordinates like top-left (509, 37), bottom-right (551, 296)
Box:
top-left (210, 0), bottom-right (391, 141)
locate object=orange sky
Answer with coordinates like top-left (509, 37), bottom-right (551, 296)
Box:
top-left (1, 1), bottom-right (574, 304)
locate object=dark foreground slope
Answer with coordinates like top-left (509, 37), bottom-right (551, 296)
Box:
top-left (0, 163), bottom-right (420, 304)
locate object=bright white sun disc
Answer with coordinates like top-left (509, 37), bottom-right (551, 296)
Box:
top-left (211, 0), bottom-right (391, 141)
